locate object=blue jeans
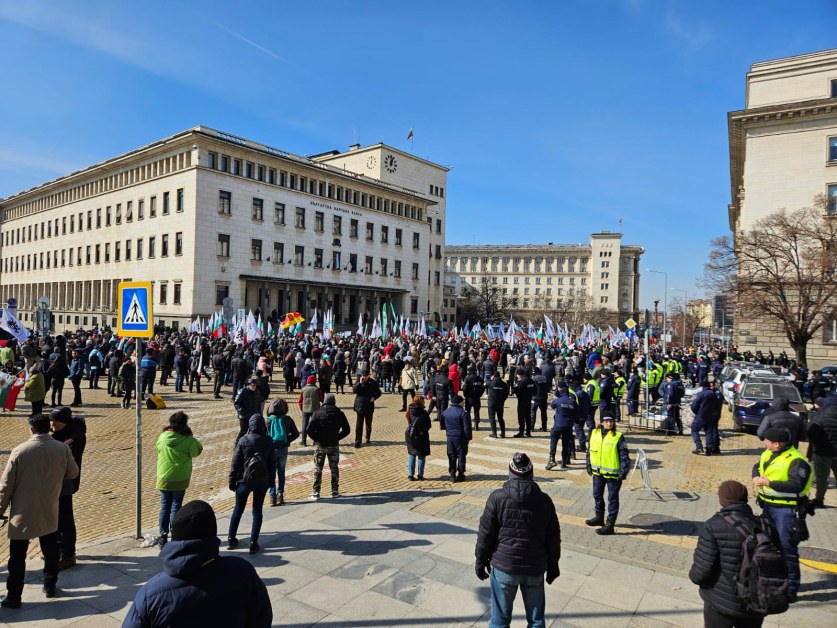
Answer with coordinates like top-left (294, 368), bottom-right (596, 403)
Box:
top-left (175, 372), bottom-right (186, 392)
top-left (269, 445), bottom-right (289, 497)
top-left (762, 504), bottom-right (800, 593)
top-left (159, 489), bottom-right (186, 536)
top-left (489, 566), bottom-right (545, 628)
top-left (691, 416), bottom-right (706, 451)
top-left (228, 482), bottom-right (268, 543)
top-left (407, 454), bottom-right (426, 478)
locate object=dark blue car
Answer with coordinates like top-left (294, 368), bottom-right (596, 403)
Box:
top-left (733, 378), bottom-right (807, 432)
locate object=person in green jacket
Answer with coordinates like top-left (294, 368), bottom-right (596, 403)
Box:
top-left (156, 411), bottom-right (203, 546)
top-left (24, 364), bottom-right (46, 416)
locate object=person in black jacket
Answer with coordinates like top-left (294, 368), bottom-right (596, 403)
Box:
top-left (487, 371), bottom-right (509, 438)
top-left (233, 378), bottom-right (263, 444)
top-left (512, 369), bottom-right (535, 437)
top-left (475, 452), bottom-right (560, 628)
top-left (432, 368), bottom-right (455, 422)
top-left (352, 373), bottom-right (382, 448)
top-left (807, 396), bottom-right (837, 508)
top-left (50, 406), bottom-right (86, 571)
top-left (124, 500), bottom-right (272, 628)
top-left (688, 481), bottom-right (768, 627)
top-left (307, 393), bottom-right (351, 500)
top-left (462, 366), bottom-right (485, 431)
top-left (405, 395), bottom-right (432, 480)
top-left (756, 397), bottom-right (804, 448)
top-left (157, 342), bottom-right (175, 387)
top-left (227, 414), bottom-right (276, 554)
top-left (530, 367), bottom-right (550, 432)
top-left (211, 347), bottom-right (226, 399)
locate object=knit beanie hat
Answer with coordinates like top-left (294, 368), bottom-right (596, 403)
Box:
top-left (509, 452), bottom-right (533, 478)
top-left (718, 480), bottom-right (748, 507)
top-left (764, 427), bottom-right (789, 443)
top-left (50, 406), bottom-right (73, 425)
top-left (171, 500), bottom-right (217, 540)
top-left (323, 393), bottom-right (336, 406)
top-left (307, 375), bottom-right (316, 384)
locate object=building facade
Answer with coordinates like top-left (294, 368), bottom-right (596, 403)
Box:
top-left (444, 232), bottom-right (643, 324)
top-left (728, 49), bottom-right (837, 366)
top-left (0, 127), bottom-right (448, 332)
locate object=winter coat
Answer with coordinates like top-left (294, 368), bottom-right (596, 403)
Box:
top-left (432, 372), bottom-right (455, 403)
top-left (448, 365), bottom-right (461, 394)
top-left (122, 537), bottom-right (272, 628)
top-left (440, 404), bottom-right (472, 440)
top-left (405, 404), bottom-right (432, 457)
top-left (400, 365), bottom-right (420, 391)
top-left (688, 503), bottom-right (769, 620)
top-left (551, 392), bottom-right (577, 430)
top-left (67, 358), bottom-right (84, 383)
top-left (333, 358), bottom-right (347, 385)
top-left (24, 373), bottom-right (46, 403)
top-left (475, 476), bottom-right (561, 577)
top-left (0, 434), bottom-right (79, 540)
top-left (156, 430), bottom-right (203, 491)
top-left (487, 375), bottom-right (510, 406)
top-left (352, 379), bottom-right (382, 414)
top-left (234, 387), bottom-right (262, 422)
top-left (298, 384), bottom-right (323, 413)
top-left (52, 418), bottom-right (86, 496)
top-left (756, 396), bottom-right (804, 447)
top-left (229, 415), bottom-right (276, 487)
top-left (119, 361), bottom-right (137, 390)
top-left (307, 404), bottom-right (351, 447)
top-left (690, 387), bottom-right (720, 419)
top-left (807, 398), bottom-right (837, 457)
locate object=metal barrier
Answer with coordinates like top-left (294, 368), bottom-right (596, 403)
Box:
top-left (627, 448), bottom-right (662, 500)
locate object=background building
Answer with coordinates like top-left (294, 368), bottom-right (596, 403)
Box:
top-left (444, 232), bottom-right (643, 327)
top-left (0, 127), bottom-right (448, 331)
top-left (728, 49), bottom-right (837, 366)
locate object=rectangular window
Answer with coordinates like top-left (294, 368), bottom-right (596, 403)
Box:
top-left (295, 207), bottom-right (305, 228)
top-left (245, 162), bottom-right (253, 178)
top-left (394, 260), bottom-right (401, 278)
top-left (380, 258), bottom-right (388, 276)
top-left (115, 206), bottom-right (121, 225)
top-left (95, 244), bottom-right (101, 264)
top-left (314, 248), bottom-right (323, 268)
top-left (215, 284), bottom-right (229, 306)
top-left (332, 250), bottom-right (341, 270)
top-left (268, 168), bottom-right (276, 184)
top-left (412, 232), bottom-right (420, 249)
top-left (366, 222), bottom-right (374, 241)
top-left (294, 245), bottom-right (304, 266)
top-left (364, 256), bottom-right (373, 274)
top-left (126, 240), bottom-right (132, 260)
top-left (220, 155), bottom-right (229, 172)
top-left (251, 239), bottom-right (262, 261)
top-left (175, 232), bottom-right (183, 255)
top-left (315, 211), bottom-right (324, 232)
top-left (349, 253), bottom-right (357, 272)
top-left (219, 190), bottom-right (231, 215)
top-left (87, 211), bottom-right (92, 230)
top-left (434, 271), bottom-right (440, 286)
top-left (217, 234), bottom-right (230, 257)
top-left (115, 241), bottom-right (121, 262)
top-left (828, 184), bottom-right (837, 214)
top-left (252, 198), bottom-right (263, 221)
top-left (436, 219), bottom-right (442, 234)
top-left (160, 283), bottom-right (168, 304)
top-left (148, 236), bottom-right (156, 258)
top-left (273, 242), bottom-right (284, 264)
top-left (96, 208), bottom-right (101, 228)
top-left (381, 225), bottom-right (389, 243)
top-left (350, 219), bottom-right (358, 238)
top-left (126, 201), bottom-right (132, 222)
top-left (138, 200), bottom-right (144, 220)
top-left (412, 262), bottom-right (419, 280)
top-left (162, 191), bottom-right (170, 215)
top-left (411, 297), bottom-right (418, 315)
top-left (106, 207), bottom-right (111, 227)
top-left (832, 79), bottom-right (837, 98)
top-left (395, 229), bottom-right (402, 246)
top-left (174, 283), bottom-right (181, 305)
top-left (137, 238), bottom-right (144, 259)
top-left (150, 196), bottom-right (157, 218)
top-left (333, 215), bottom-right (342, 235)
top-left (161, 234), bottom-right (169, 257)
top-left (208, 152), bottom-right (217, 169)
top-left (830, 137), bottom-right (837, 162)
top-left (176, 188), bottom-right (184, 212)
top-left (86, 246), bottom-right (91, 264)
top-left (435, 244), bottom-right (441, 260)
top-left (233, 159), bottom-right (242, 176)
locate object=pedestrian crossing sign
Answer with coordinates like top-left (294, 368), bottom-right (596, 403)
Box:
top-left (117, 281), bottom-right (153, 338)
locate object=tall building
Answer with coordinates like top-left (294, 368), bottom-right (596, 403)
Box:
top-left (0, 127), bottom-right (448, 331)
top-left (444, 232), bottom-right (643, 323)
top-left (727, 49), bottom-right (837, 366)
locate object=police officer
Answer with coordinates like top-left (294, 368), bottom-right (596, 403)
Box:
top-left (513, 369), bottom-right (535, 438)
top-left (689, 379), bottom-right (719, 455)
top-left (585, 373), bottom-right (600, 426)
top-left (612, 369), bottom-right (626, 422)
top-left (486, 371), bottom-right (509, 438)
top-left (462, 366), bottom-right (485, 431)
top-left (530, 366), bottom-right (550, 432)
top-left (585, 414), bottom-right (630, 535)
top-left (706, 380), bottom-right (724, 454)
top-left (752, 427), bottom-right (812, 601)
top-left (571, 379), bottom-right (591, 453)
top-left (598, 370), bottom-right (615, 421)
top-left (660, 372), bottom-right (685, 435)
top-left (546, 382), bottom-right (577, 470)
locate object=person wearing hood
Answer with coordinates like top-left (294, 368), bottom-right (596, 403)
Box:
top-left (475, 452), bottom-right (561, 628)
top-left (233, 377), bottom-right (263, 444)
top-left (298, 374), bottom-right (323, 447)
top-left (807, 396), bottom-right (837, 508)
top-left (689, 481), bottom-right (771, 627)
top-left (757, 396), bottom-right (804, 448)
top-left (306, 394), bottom-right (351, 500)
top-left (50, 406), bottom-right (87, 571)
top-left (123, 500), bottom-right (272, 627)
top-left (228, 414), bottom-right (275, 554)
top-left (265, 399), bottom-right (300, 507)
top-left (405, 395), bottom-right (432, 481)
top-left (155, 412), bottom-right (203, 548)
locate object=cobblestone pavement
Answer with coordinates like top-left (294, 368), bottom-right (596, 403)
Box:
top-left (0, 376), bottom-right (835, 598)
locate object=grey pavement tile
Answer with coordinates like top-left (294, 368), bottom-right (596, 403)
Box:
top-left (398, 551), bottom-right (481, 587)
top-left (60, 573), bottom-right (142, 614)
top-left (64, 615), bottom-right (122, 627)
top-left (287, 546), bottom-right (357, 574)
top-left (288, 574), bottom-right (369, 613)
top-left (0, 597), bottom-right (103, 627)
top-left (258, 562), bottom-right (323, 596)
top-left (635, 592), bottom-right (703, 627)
top-left (560, 549), bottom-right (602, 576)
top-left (427, 536), bottom-right (479, 564)
top-left (556, 596), bottom-right (633, 628)
top-left (626, 616), bottom-right (677, 628)
top-left (543, 588), bottom-right (574, 616)
top-left (331, 588), bottom-right (416, 623)
top-left (576, 576), bottom-right (645, 613)
top-left (777, 603), bottom-right (837, 626)
top-left (646, 572), bottom-right (704, 605)
top-left (548, 568), bottom-right (587, 597)
top-left (327, 556), bottom-right (399, 589)
top-left (320, 503), bottom-right (398, 530)
top-left (397, 606), bottom-right (473, 628)
top-left (371, 570), bottom-right (438, 607)
top-left (270, 595), bottom-right (328, 627)
top-left (589, 558), bottom-right (655, 590)
top-left (416, 581), bottom-right (491, 620)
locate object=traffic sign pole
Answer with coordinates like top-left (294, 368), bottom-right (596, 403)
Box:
top-left (136, 338), bottom-right (142, 540)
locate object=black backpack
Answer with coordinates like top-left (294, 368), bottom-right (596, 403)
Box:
top-left (242, 450), bottom-right (268, 489)
top-left (723, 514), bottom-right (789, 615)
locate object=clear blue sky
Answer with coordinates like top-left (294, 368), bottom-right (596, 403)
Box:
top-left (1, 1), bottom-right (835, 310)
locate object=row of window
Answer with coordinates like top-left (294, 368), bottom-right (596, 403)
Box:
top-left (207, 152), bottom-right (426, 221)
top-left (2, 189), bottom-right (184, 248)
top-left (457, 275), bottom-right (586, 285)
top-left (3, 232), bottom-right (183, 273)
top-left (827, 183), bottom-right (837, 213)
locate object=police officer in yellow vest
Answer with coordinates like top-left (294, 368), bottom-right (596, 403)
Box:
top-left (585, 413), bottom-right (630, 536)
top-left (613, 369), bottom-right (626, 422)
top-left (752, 427), bottom-right (812, 601)
top-left (585, 374), bottom-right (600, 425)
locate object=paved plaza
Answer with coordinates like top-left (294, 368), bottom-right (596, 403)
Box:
top-left (0, 379), bottom-right (835, 626)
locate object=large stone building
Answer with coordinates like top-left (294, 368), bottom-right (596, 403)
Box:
top-left (0, 126), bottom-right (448, 331)
top-left (444, 233), bottom-right (643, 325)
top-left (727, 49), bottom-right (837, 366)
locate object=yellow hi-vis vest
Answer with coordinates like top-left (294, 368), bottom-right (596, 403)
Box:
top-left (587, 379), bottom-right (600, 404)
top-left (589, 429), bottom-right (623, 479)
top-left (614, 376), bottom-right (626, 399)
top-left (757, 446), bottom-right (812, 506)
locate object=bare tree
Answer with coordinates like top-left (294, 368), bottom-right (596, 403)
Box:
top-left (704, 198), bottom-right (837, 363)
top-left (457, 276), bottom-right (513, 325)
top-left (669, 296), bottom-right (704, 346)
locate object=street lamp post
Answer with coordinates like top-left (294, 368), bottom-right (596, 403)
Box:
top-left (671, 288), bottom-right (688, 347)
top-left (647, 269), bottom-right (668, 351)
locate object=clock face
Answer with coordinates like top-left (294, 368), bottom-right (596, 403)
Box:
top-left (366, 155), bottom-right (377, 169)
top-left (384, 154), bottom-right (398, 173)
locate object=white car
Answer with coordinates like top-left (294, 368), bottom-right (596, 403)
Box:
top-left (721, 369), bottom-right (749, 407)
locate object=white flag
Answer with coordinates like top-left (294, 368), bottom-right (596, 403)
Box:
top-left (0, 309), bottom-right (30, 343)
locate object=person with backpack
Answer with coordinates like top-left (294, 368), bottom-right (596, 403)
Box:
top-left (265, 398), bottom-right (299, 507)
top-left (155, 412), bottom-right (203, 548)
top-left (689, 480), bottom-right (783, 626)
top-left (227, 414), bottom-right (275, 554)
top-left (752, 427), bottom-right (813, 602)
top-left (306, 394), bottom-right (351, 501)
top-left (87, 346), bottom-right (103, 390)
top-left (405, 395), bottom-right (431, 481)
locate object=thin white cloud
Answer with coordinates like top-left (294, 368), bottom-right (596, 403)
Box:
top-left (664, 3), bottom-right (712, 50)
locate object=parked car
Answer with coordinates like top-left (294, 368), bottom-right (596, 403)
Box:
top-left (721, 368), bottom-right (749, 407)
top-left (732, 378), bottom-right (808, 433)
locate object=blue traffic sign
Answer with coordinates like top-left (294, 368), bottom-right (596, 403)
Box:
top-left (625, 328), bottom-right (637, 339)
top-left (117, 281), bottom-right (153, 338)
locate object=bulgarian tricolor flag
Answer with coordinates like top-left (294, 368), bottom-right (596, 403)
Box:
top-left (406, 128), bottom-right (414, 140)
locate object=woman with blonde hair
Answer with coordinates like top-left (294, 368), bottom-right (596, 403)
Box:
top-left (405, 395), bottom-right (432, 481)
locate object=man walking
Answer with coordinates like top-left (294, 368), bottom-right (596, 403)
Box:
top-left (440, 395), bottom-right (472, 482)
top-left (307, 394), bottom-right (351, 501)
top-left (807, 396), bottom-right (837, 509)
top-left (50, 407), bottom-right (86, 570)
top-left (475, 452), bottom-right (560, 628)
top-left (0, 414), bottom-right (79, 608)
top-left (690, 379), bottom-right (720, 455)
